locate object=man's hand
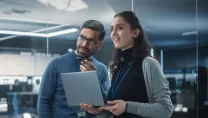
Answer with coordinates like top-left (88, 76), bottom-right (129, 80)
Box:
top-left (80, 59), bottom-right (96, 72)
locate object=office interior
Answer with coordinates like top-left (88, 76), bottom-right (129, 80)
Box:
top-left (0, 0), bottom-right (207, 118)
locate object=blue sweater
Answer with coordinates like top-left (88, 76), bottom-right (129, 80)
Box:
top-left (37, 51), bottom-right (110, 118)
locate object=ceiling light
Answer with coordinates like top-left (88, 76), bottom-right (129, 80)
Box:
top-left (182, 31), bottom-right (198, 36)
top-left (0, 30), bottom-right (47, 37)
top-left (37, 0), bottom-right (88, 12)
top-left (49, 0), bottom-right (70, 10)
top-left (47, 28), bottom-right (78, 37)
top-left (0, 28), bottom-right (78, 38)
top-left (65, 0), bottom-right (88, 12)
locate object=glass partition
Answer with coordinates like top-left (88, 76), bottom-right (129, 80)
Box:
top-left (197, 0), bottom-right (208, 117)
top-left (133, 0), bottom-right (198, 118)
top-left (0, 0), bottom-right (49, 117)
top-left (0, 0), bottom-right (206, 118)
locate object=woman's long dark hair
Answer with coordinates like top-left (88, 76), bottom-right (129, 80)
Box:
top-left (109, 11), bottom-right (151, 76)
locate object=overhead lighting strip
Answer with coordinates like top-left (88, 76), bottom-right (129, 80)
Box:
top-left (0, 28), bottom-right (78, 38)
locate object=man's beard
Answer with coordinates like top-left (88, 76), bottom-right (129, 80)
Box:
top-left (77, 48), bottom-right (93, 58)
top-left (77, 51), bottom-right (88, 58)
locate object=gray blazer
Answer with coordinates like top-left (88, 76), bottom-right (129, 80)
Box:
top-left (97, 57), bottom-right (173, 118)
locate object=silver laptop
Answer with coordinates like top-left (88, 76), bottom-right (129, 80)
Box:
top-left (61, 71), bottom-right (105, 106)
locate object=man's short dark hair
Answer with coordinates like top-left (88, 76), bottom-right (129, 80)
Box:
top-left (81, 20), bottom-right (106, 41)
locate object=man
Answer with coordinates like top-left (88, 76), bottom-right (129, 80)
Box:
top-left (37, 20), bottom-right (110, 118)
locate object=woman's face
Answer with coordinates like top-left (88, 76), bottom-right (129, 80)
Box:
top-left (111, 17), bottom-right (138, 50)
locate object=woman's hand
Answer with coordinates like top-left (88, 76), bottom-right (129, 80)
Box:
top-left (101, 100), bottom-right (127, 116)
top-left (80, 103), bottom-right (102, 114)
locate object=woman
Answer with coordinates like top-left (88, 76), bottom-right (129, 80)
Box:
top-left (81, 11), bottom-right (173, 118)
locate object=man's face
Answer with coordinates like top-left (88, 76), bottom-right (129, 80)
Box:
top-left (76, 28), bottom-right (103, 58)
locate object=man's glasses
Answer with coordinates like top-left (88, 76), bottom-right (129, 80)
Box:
top-left (77, 35), bottom-right (101, 45)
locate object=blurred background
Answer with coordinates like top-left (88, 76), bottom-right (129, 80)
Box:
top-left (0, 0), bottom-right (207, 118)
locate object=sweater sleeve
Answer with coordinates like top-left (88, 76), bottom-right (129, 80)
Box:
top-left (37, 60), bottom-right (57, 118)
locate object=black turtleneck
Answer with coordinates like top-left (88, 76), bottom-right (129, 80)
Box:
top-left (107, 48), bottom-right (149, 118)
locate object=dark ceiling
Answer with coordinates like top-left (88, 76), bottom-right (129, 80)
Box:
top-left (0, 0), bottom-right (207, 53)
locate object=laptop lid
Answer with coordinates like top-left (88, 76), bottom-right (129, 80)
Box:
top-left (61, 71), bottom-right (105, 106)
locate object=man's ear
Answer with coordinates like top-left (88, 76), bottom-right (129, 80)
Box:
top-left (133, 28), bottom-right (140, 38)
top-left (97, 41), bottom-right (104, 50)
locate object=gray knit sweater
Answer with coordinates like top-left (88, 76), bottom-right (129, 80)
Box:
top-left (97, 57), bottom-right (173, 118)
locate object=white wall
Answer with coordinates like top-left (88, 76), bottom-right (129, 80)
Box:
top-left (0, 53), bottom-right (57, 76)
